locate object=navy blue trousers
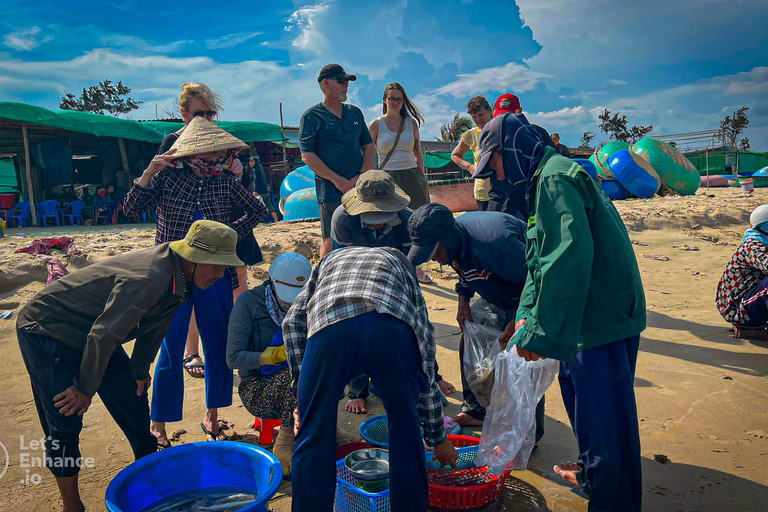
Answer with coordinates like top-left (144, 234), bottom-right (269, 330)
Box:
top-left (559, 335), bottom-right (642, 512)
top-left (151, 275), bottom-right (233, 421)
top-left (17, 328), bottom-right (156, 477)
top-left (741, 276), bottom-right (768, 326)
top-left (292, 311), bottom-right (429, 512)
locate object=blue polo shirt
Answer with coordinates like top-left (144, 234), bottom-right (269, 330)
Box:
top-left (299, 102), bottom-right (373, 203)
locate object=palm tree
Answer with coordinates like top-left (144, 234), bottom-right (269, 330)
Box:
top-left (437, 113), bottom-right (473, 142)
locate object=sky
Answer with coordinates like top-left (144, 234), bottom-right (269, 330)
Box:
top-left (1, 0), bottom-right (766, 151)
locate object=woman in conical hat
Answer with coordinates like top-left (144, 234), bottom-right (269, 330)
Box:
top-left (123, 116), bottom-right (269, 445)
top-left (155, 83), bottom-right (244, 385)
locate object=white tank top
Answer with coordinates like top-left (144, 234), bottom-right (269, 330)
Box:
top-left (375, 117), bottom-right (417, 170)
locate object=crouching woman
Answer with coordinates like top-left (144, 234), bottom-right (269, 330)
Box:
top-left (226, 253), bottom-right (312, 478)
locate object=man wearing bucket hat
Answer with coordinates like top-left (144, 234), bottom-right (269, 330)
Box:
top-left (716, 204), bottom-right (768, 329)
top-left (283, 246), bottom-right (459, 512)
top-left (300, 63), bottom-right (375, 258)
top-left (123, 116), bottom-right (268, 447)
top-left (16, 220), bottom-right (242, 512)
top-left (473, 108), bottom-right (646, 510)
top-left (407, 204), bottom-right (539, 432)
top-left (330, 170), bottom-right (455, 413)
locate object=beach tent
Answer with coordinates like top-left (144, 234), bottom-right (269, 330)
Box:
top-left (0, 101), bottom-right (284, 225)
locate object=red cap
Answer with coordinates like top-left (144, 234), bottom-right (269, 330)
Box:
top-left (493, 93), bottom-right (522, 117)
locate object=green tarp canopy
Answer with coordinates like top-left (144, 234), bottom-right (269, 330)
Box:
top-left (424, 150), bottom-right (473, 169)
top-left (0, 101), bottom-right (285, 144)
top-left (141, 120), bottom-right (285, 144)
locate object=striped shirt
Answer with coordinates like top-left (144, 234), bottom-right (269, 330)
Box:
top-left (282, 247), bottom-right (446, 446)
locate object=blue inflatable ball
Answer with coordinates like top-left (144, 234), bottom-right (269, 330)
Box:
top-left (608, 149), bottom-right (660, 199)
top-left (280, 166), bottom-right (316, 199)
top-left (283, 188), bottom-right (320, 222)
top-left (600, 179), bottom-right (632, 200)
top-left (572, 158), bottom-right (599, 179)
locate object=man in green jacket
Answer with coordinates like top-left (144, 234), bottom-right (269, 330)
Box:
top-left (16, 220), bottom-right (243, 512)
top-left (473, 112), bottom-right (646, 512)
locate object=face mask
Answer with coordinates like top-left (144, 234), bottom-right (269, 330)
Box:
top-left (185, 154), bottom-right (229, 178)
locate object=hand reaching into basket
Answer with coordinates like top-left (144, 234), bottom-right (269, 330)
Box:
top-left (432, 439), bottom-right (459, 470)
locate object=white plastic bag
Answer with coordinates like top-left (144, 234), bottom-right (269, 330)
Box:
top-left (475, 347), bottom-right (558, 473)
top-left (462, 300), bottom-right (504, 408)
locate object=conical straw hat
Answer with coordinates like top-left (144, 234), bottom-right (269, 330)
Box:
top-left (169, 116), bottom-right (249, 158)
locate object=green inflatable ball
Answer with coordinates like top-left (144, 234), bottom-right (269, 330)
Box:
top-left (631, 138), bottom-right (701, 195)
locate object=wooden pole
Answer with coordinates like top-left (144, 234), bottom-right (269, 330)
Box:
top-left (279, 102), bottom-right (287, 176)
top-left (21, 124), bottom-right (38, 227)
top-left (118, 137), bottom-right (131, 177)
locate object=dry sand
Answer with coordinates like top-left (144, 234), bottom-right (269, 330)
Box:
top-left (0, 187), bottom-right (767, 511)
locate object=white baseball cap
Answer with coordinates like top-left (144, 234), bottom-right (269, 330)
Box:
top-left (269, 253), bottom-right (312, 303)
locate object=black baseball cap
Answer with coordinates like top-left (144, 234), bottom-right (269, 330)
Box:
top-left (407, 203), bottom-right (458, 266)
top-left (471, 115), bottom-right (503, 179)
top-left (317, 63), bottom-right (357, 82)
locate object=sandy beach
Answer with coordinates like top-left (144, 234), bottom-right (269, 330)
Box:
top-left (1, 187), bottom-right (767, 511)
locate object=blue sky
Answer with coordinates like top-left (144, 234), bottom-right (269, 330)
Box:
top-left (1, 0), bottom-right (766, 151)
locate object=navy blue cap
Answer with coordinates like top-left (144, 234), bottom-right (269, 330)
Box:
top-left (407, 203), bottom-right (457, 266)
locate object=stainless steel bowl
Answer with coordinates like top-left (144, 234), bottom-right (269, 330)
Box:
top-left (344, 448), bottom-right (390, 481)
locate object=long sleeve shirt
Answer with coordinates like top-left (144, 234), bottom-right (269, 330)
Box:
top-left (17, 244), bottom-right (187, 396)
top-left (514, 150), bottom-right (646, 362)
top-left (282, 246), bottom-right (446, 447)
top-left (226, 282), bottom-right (279, 382)
top-left (451, 211), bottom-right (528, 324)
top-left (123, 165), bottom-right (268, 288)
top-left (716, 238), bottom-right (768, 323)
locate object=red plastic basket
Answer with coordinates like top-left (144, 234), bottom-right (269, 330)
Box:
top-left (426, 435), bottom-right (509, 511)
top-left (335, 442), bottom-right (375, 462)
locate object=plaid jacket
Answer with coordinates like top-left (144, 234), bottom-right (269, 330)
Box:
top-left (282, 247), bottom-right (446, 446)
top-left (123, 166), bottom-right (268, 287)
top-left (716, 238), bottom-right (768, 323)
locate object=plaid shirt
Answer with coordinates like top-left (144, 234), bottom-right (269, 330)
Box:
top-left (716, 238), bottom-right (768, 323)
top-left (282, 247), bottom-right (446, 447)
top-left (123, 165), bottom-right (268, 287)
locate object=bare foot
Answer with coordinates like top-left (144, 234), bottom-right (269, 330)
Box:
top-left (151, 421), bottom-right (171, 448)
top-left (345, 398), bottom-right (367, 414)
top-left (453, 413), bottom-right (483, 426)
top-left (438, 379), bottom-right (456, 395)
top-left (416, 268), bottom-right (433, 284)
top-left (554, 462), bottom-right (582, 488)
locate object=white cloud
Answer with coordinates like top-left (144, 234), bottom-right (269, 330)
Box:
top-left (3, 27), bottom-right (53, 51)
top-left (285, 2), bottom-right (332, 55)
top-left (434, 62), bottom-right (551, 98)
top-left (99, 34), bottom-right (192, 54)
top-left (608, 79), bottom-right (627, 86)
top-left (205, 32), bottom-right (262, 50)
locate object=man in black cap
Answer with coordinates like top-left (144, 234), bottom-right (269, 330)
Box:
top-left (300, 63), bottom-right (375, 257)
top-left (406, 204), bottom-right (547, 437)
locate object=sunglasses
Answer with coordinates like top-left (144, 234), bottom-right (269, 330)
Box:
top-left (386, 97), bottom-right (404, 103)
top-left (334, 78), bottom-right (349, 85)
top-left (193, 110), bottom-right (217, 118)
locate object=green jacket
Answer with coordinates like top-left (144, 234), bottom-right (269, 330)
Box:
top-left (513, 147), bottom-right (646, 362)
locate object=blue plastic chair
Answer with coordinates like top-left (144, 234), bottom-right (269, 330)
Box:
top-left (8, 201), bottom-right (32, 227)
top-left (61, 200), bottom-right (85, 226)
top-left (36, 200), bottom-right (62, 227)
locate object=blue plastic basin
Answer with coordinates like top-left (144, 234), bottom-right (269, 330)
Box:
top-left (280, 165), bottom-right (316, 199)
top-left (572, 158), bottom-right (599, 179)
top-left (105, 442), bottom-right (282, 512)
top-left (600, 179), bottom-right (632, 200)
top-left (283, 188), bottom-right (321, 221)
top-left (608, 149), bottom-right (660, 199)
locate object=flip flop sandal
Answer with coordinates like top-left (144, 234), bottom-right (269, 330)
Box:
top-left (183, 354), bottom-right (205, 378)
top-left (417, 271), bottom-right (433, 284)
top-left (157, 439), bottom-right (172, 450)
top-left (200, 422), bottom-right (226, 441)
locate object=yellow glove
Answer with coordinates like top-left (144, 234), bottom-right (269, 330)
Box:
top-left (262, 345), bottom-right (287, 366)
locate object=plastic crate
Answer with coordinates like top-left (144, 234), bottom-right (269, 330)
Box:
top-left (358, 415), bottom-right (389, 447)
top-left (334, 458), bottom-right (390, 512)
